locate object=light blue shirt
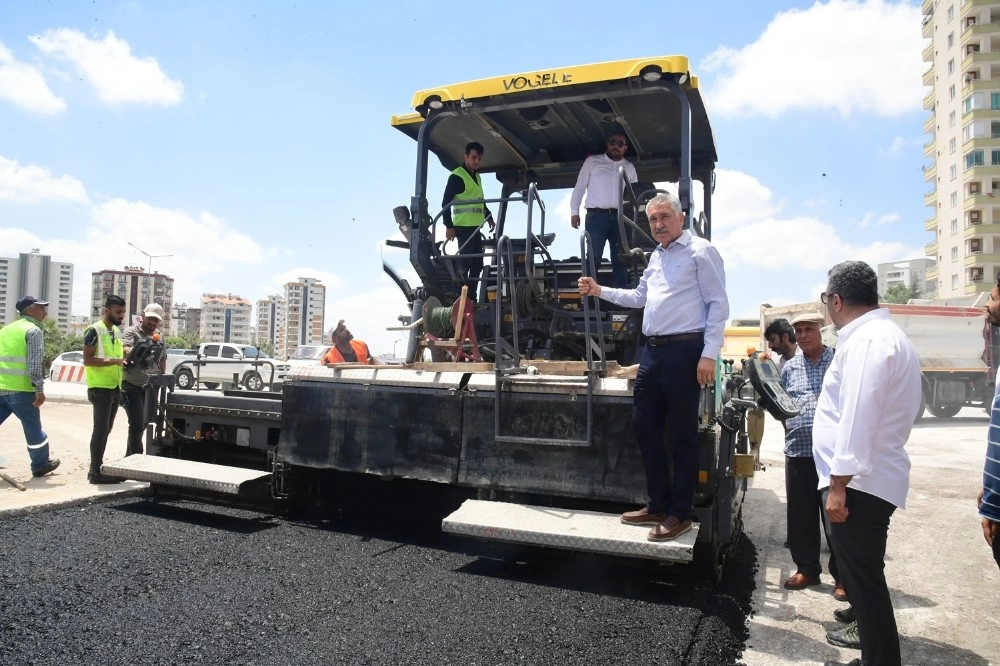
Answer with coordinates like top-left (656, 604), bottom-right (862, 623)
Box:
top-left (599, 230), bottom-right (729, 359)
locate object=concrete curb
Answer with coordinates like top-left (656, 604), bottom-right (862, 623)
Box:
top-left (0, 485), bottom-right (151, 519)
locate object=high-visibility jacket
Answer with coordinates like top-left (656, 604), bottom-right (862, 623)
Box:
top-left (0, 318), bottom-right (37, 392)
top-left (85, 319), bottom-right (123, 389)
top-left (323, 340), bottom-right (370, 365)
top-left (450, 166), bottom-right (486, 227)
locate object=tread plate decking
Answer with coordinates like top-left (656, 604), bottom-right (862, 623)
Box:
top-left (101, 455), bottom-right (270, 495)
top-left (442, 499), bottom-right (698, 563)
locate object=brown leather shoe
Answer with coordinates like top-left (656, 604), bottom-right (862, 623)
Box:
top-left (620, 506), bottom-right (668, 526)
top-left (832, 581), bottom-right (848, 601)
top-left (783, 572), bottom-right (821, 590)
top-left (647, 516), bottom-right (693, 541)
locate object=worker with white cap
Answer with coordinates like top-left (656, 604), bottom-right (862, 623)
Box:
top-left (780, 311), bottom-right (843, 603)
top-left (121, 303), bottom-right (168, 455)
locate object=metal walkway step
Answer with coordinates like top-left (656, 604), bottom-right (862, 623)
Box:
top-left (101, 455), bottom-right (270, 495)
top-left (442, 499), bottom-right (699, 563)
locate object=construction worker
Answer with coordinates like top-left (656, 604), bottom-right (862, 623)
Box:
top-left (83, 294), bottom-right (127, 484)
top-left (321, 320), bottom-right (380, 365)
top-left (441, 141), bottom-right (494, 288)
top-left (0, 296), bottom-right (60, 477)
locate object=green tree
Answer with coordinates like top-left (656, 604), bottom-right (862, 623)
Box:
top-left (881, 283), bottom-right (913, 304)
top-left (909, 274), bottom-right (923, 300)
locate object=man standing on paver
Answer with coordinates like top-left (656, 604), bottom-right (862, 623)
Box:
top-left (813, 261), bottom-right (921, 666)
top-left (0, 296), bottom-right (60, 478)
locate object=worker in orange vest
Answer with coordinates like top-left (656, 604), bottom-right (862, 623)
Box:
top-left (321, 320), bottom-right (381, 365)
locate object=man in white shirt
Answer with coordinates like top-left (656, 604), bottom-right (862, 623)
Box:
top-left (569, 131), bottom-right (638, 288)
top-left (812, 261), bottom-right (921, 666)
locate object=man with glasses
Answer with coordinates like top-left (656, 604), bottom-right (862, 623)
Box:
top-left (813, 261), bottom-right (921, 666)
top-left (442, 141), bottom-right (494, 293)
top-left (570, 131), bottom-right (638, 288)
top-left (0, 296), bottom-right (60, 478)
top-left (83, 294), bottom-right (127, 484)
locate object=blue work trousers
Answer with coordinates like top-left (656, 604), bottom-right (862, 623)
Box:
top-left (0, 391), bottom-right (51, 473)
top-left (585, 210), bottom-right (627, 288)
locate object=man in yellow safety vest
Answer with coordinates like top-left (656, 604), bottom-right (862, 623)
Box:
top-left (0, 296), bottom-right (60, 477)
top-left (83, 294), bottom-right (127, 484)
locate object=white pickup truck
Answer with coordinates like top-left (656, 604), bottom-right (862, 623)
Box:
top-left (166, 343), bottom-right (290, 391)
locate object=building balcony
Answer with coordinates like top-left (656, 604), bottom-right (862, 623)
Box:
top-left (965, 165), bottom-right (1000, 177)
top-left (926, 240), bottom-right (939, 256)
top-left (964, 78), bottom-right (1000, 98)
top-left (964, 221), bottom-right (1000, 236)
top-left (961, 136), bottom-right (999, 153)
top-left (923, 15), bottom-right (934, 39)
top-left (962, 51), bottom-right (1000, 73)
top-left (925, 188), bottom-right (939, 206)
top-left (926, 266), bottom-right (939, 279)
top-left (924, 111), bottom-right (936, 132)
top-left (966, 251), bottom-right (1000, 266)
top-left (965, 280), bottom-right (994, 294)
top-left (923, 41), bottom-right (936, 63)
top-left (923, 65), bottom-right (936, 87)
top-left (924, 162), bottom-right (938, 182)
top-left (961, 0), bottom-right (1000, 20)
top-left (961, 21), bottom-right (1000, 42)
top-left (925, 215), bottom-right (939, 231)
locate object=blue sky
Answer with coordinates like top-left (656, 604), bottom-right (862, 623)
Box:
top-left (0, 0), bottom-right (928, 353)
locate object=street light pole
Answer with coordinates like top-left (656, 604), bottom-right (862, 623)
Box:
top-left (127, 241), bottom-right (174, 275)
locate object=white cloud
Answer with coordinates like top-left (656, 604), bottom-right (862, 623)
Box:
top-left (701, 0), bottom-right (923, 118)
top-left (0, 41), bottom-right (65, 114)
top-left (29, 28), bottom-right (183, 106)
top-left (0, 155), bottom-right (89, 204)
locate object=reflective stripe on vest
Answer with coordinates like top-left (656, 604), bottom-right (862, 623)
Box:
top-left (0, 318), bottom-right (36, 392)
top-left (450, 166), bottom-right (485, 227)
top-left (85, 319), bottom-right (123, 389)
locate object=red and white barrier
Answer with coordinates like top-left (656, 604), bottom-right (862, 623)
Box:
top-left (50, 364), bottom-right (86, 383)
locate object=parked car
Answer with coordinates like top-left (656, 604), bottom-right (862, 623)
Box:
top-left (286, 344), bottom-right (332, 369)
top-left (172, 343), bottom-right (289, 391)
top-left (48, 351), bottom-right (85, 382)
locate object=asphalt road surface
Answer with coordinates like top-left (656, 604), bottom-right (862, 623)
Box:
top-left (0, 493), bottom-right (755, 666)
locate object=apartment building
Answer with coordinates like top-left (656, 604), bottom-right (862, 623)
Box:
top-left (0, 250), bottom-right (74, 332)
top-left (876, 257), bottom-right (937, 298)
top-left (256, 294), bottom-right (286, 350)
top-left (91, 266), bottom-right (174, 334)
top-left (199, 293), bottom-right (252, 344)
top-left (171, 302), bottom-right (201, 337)
top-left (923, 0), bottom-right (1000, 297)
top-left (280, 277), bottom-right (326, 359)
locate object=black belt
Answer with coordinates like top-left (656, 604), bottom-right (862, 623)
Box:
top-left (587, 207), bottom-right (618, 213)
top-left (647, 332), bottom-right (704, 346)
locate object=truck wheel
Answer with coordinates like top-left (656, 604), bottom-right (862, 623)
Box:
top-left (175, 369), bottom-right (194, 390)
top-left (203, 382), bottom-right (221, 390)
top-left (927, 402), bottom-right (962, 418)
top-left (914, 392), bottom-right (925, 423)
top-left (243, 371), bottom-right (263, 391)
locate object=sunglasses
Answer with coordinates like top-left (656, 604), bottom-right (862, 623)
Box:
top-left (607, 140), bottom-right (627, 147)
top-left (820, 292), bottom-right (836, 304)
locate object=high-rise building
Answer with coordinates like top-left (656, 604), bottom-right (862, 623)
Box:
top-left (280, 277), bottom-right (326, 359)
top-left (256, 294), bottom-right (286, 351)
top-left (171, 302), bottom-right (201, 338)
top-left (199, 293), bottom-right (252, 344)
top-left (0, 250), bottom-right (74, 332)
top-left (90, 266), bottom-right (174, 334)
top-left (922, 0), bottom-right (1000, 298)
top-left (877, 258), bottom-right (937, 298)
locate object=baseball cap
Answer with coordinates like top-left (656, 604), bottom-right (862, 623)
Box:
top-left (16, 296), bottom-right (49, 312)
top-left (143, 303), bottom-right (165, 320)
top-left (790, 312), bottom-right (826, 326)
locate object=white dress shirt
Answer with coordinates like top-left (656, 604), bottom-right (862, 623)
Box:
top-left (599, 230), bottom-right (729, 360)
top-left (569, 153), bottom-right (638, 215)
top-left (812, 308), bottom-right (922, 509)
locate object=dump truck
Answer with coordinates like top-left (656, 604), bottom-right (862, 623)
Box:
top-left (761, 300), bottom-right (998, 418)
top-left (103, 56), bottom-right (792, 578)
